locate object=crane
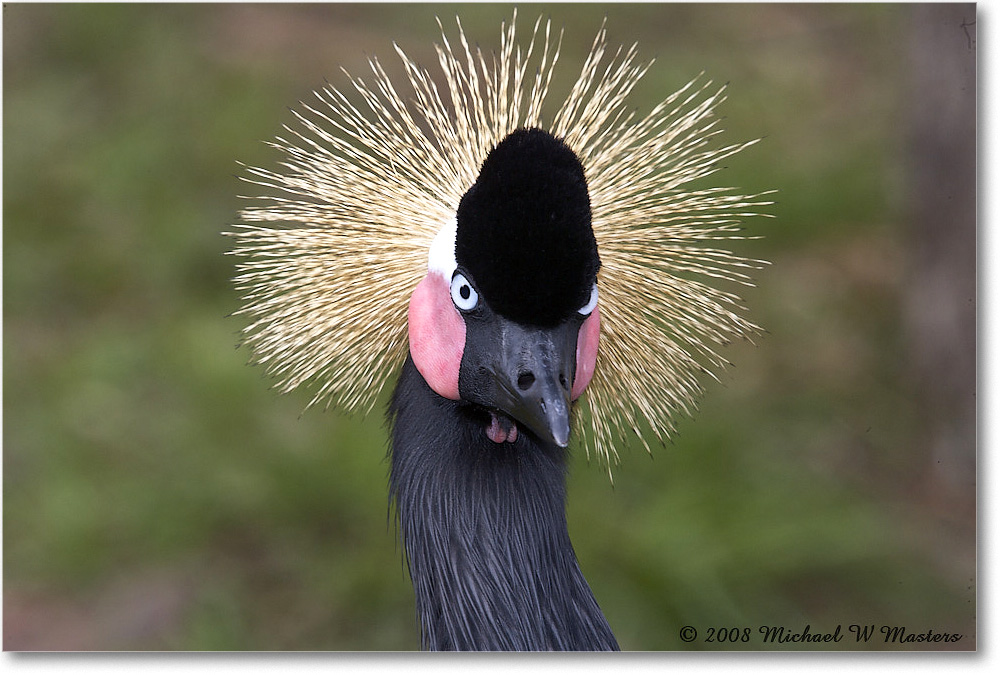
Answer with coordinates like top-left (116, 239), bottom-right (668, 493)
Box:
top-left (229, 12), bottom-right (768, 651)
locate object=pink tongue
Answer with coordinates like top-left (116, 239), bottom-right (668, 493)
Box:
top-left (486, 412), bottom-right (519, 444)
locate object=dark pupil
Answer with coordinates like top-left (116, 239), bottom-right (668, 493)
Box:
top-left (460, 285), bottom-right (471, 300)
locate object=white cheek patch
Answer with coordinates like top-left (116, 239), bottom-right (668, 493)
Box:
top-left (406, 216), bottom-right (464, 401)
top-left (428, 216), bottom-right (458, 277)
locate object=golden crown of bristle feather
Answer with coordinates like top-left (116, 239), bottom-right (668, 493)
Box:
top-left (228, 11), bottom-right (771, 467)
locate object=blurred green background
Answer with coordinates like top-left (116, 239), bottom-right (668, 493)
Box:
top-left (3, 3), bottom-right (975, 650)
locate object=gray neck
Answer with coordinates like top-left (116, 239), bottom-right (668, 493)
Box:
top-left (387, 356), bottom-right (618, 651)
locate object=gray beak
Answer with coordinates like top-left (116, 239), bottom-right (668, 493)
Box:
top-left (460, 315), bottom-right (578, 448)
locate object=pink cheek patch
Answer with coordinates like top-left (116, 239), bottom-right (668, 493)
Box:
top-left (408, 273), bottom-right (465, 400)
top-left (571, 306), bottom-right (600, 400)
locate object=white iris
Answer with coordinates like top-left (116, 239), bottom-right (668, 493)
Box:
top-left (450, 273), bottom-right (479, 311)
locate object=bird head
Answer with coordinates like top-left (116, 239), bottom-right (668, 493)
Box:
top-left (408, 128), bottom-right (600, 447)
top-left (229, 12), bottom-right (771, 469)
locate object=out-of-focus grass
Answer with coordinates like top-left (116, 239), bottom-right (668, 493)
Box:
top-left (3, 3), bottom-right (974, 650)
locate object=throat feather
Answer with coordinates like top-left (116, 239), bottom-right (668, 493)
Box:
top-left (388, 357), bottom-right (618, 651)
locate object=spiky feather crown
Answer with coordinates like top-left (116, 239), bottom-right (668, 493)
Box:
top-left (229, 12), bottom-right (770, 467)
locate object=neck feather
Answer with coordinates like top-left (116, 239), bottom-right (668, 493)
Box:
top-left (387, 356), bottom-right (618, 651)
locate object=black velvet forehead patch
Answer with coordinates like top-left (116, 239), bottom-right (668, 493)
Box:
top-left (455, 128), bottom-right (600, 327)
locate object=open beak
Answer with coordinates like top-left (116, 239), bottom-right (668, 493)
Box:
top-left (460, 316), bottom-right (578, 448)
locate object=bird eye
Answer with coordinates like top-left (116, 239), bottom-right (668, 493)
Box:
top-left (578, 283), bottom-right (599, 316)
top-left (450, 273), bottom-right (479, 311)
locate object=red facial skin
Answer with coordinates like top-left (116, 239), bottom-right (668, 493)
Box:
top-left (572, 306), bottom-right (600, 400)
top-left (408, 273), bottom-right (464, 400)
top-left (408, 272), bottom-right (601, 439)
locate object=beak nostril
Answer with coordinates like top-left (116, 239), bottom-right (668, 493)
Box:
top-left (517, 371), bottom-right (535, 391)
top-left (559, 373), bottom-right (568, 389)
